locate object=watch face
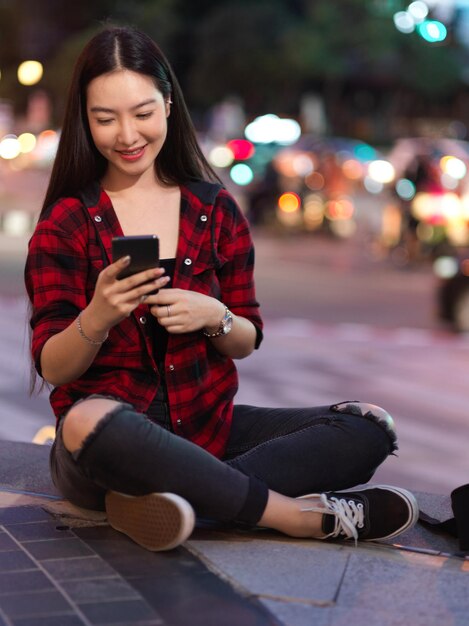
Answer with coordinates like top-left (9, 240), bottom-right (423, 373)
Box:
top-left (223, 310), bottom-right (233, 334)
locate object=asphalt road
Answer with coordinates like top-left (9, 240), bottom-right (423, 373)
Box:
top-left (251, 229), bottom-right (437, 329)
top-left (0, 230), bottom-right (468, 496)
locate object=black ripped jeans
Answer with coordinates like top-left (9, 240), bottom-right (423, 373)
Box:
top-left (50, 398), bottom-right (398, 527)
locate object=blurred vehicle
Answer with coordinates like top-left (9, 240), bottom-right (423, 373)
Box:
top-left (386, 138), bottom-right (469, 331)
top-left (380, 137), bottom-right (469, 264)
top-left (247, 135), bottom-right (379, 236)
top-left (434, 251), bottom-right (469, 332)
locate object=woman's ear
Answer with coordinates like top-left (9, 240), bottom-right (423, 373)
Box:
top-left (165, 98), bottom-right (172, 118)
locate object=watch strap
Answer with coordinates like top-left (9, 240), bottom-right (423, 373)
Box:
top-left (203, 306), bottom-right (232, 338)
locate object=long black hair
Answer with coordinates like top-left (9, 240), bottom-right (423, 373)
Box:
top-left (41, 25), bottom-right (220, 216)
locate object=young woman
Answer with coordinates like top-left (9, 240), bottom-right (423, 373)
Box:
top-left (25, 26), bottom-right (418, 552)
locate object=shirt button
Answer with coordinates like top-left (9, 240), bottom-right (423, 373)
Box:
top-left (139, 316), bottom-right (147, 324)
top-left (176, 419), bottom-right (182, 426)
top-left (169, 364), bottom-right (175, 371)
top-left (94, 215), bottom-right (102, 223)
top-left (184, 258), bottom-right (192, 266)
top-left (200, 215), bottom-right (208, 222)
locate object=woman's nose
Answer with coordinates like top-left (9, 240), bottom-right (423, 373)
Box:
top-left (117, 119), bottom-right (139, 146)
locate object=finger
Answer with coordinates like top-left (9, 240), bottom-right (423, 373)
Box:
top-left (150, 304), bottom-right (175, 322)
top-left (115, 268), bottom-right (166, 294)
top-left (122, 276), bottom-right (170, 305)
top-left (104, 255), bottom-right (132, 280)
top-left (150, 287), bottom-right (178, 305)
top-left (142, 292), bottom-right (161, 305)
top-left (165, 322), bottom-right (187, 334)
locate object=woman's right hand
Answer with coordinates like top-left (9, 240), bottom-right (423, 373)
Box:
top-left (86, 256), bottom-right (170, 334)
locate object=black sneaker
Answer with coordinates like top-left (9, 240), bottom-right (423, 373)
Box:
top-left (105, 491), bottom-right (195, 551)
top-left (298, 485), bottom-right (419, 543)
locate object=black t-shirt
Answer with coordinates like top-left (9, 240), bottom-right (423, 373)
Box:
top-left (152, 258), bottom-right (176, 366)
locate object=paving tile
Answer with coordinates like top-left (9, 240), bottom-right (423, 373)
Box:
top-left (338, 550), bottom-right (469, 620)
top-left (0, 507), bottom-right (51, 524)
top-left (0, 589), bottom-right (72, 618)
top-left (132, 574), bottom-right (279, 626)
top-left (72, 525), bottom-right (131, 546)
top-left (0, 550), bottom-right (36, 573)
top-left (329, 606), bottom-right (467, 626)
top-left (76, 525), bottom-right (278, 626)
top-left (12, 614), bottom-right (84, 626)
top-left (0, 570), bottom-right (53, 594)
top-left (5, 521), bottom-right (73, 542)
top-left (264, 601), bottom-right (462, 626)
top-left (60, 577), bottom-right (140, 604)
top-left (187, 537), bottom-right (348, 602)
top-left (41, 556), bottom-right (117, 581)
top-left (77, 599), bottom-right (160, 625)
top-left (0, 533), bottom-right (18, 551)
top-left (22, 538), bottom-right (94, 560)
top-left (97, 623), bottom-right (163, 626)
top-left (95, 622), bottom-right (164, 626)
top-left (261, 599), bottom-right (332, 626)
top-left (72, 526), bottom-right (166, 578)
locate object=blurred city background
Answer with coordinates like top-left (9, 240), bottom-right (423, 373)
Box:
top-left (1, 0), bottom-right (469, 496)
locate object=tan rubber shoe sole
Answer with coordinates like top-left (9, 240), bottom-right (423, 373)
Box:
top-left (105, 491), bottom-right (195, 551)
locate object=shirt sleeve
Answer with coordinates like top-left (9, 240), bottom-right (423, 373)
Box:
top-left (214, 189), bottom-right (264, 348)
top-left (24, 212), bottom-right (90, 375)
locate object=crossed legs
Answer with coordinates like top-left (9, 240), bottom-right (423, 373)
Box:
top-left (52, 397), bottom-right (409, 543)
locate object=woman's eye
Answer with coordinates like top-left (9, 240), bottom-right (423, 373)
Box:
top-left (136, 112), bottom-right (153, 120)
top-left (96, 118), bottom-right (113, 125)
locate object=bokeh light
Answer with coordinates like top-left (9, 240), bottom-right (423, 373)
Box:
top-left (292, 154), bottom-right (314, 177)
top-left (440, 156), bottom-right (467, 180)
top-left (303, 194), bottom-right (324, 230)
top-left (2, 210), bottom-right (30, 235)
top-left (18, 132), bottom-right (37, 154)
top-left (209, 145), bottom-right (234, 168)
top-left (324, 197), bottom-right (354, 221)
top-left (364, 176), bottom-right (384, 194)
top-left (367, 160), bottom-right (395, 184)
top-left (230, 163), bottom-right (253, 186)
top-left (393, 11), bottom-right (415, 34)
top-left (408, 1), bottom-right (428, 23)
top-left (433, 256), bottom-right (459, 279)
top-left (418, 20), bottom-right (447, 43)
top-left (342, 159), bottom-right (363, 180)
top-left (305, 172), bottom-right (325, 191)
top-left (441, 173), bottom-right (459, 190)
top-left (17, 60), bottom-right (43, 86)
top-left (226, 139), bottom-right (255, 160)
top-left (34, 129), bottom-right (59, 163)
top-left (0, 135), bottom-right (21, 159)
top-left (278, 192), bottom-right (301, 213)
top-left (353, 144), bottom-right (376, 162)
top-left (395, 178), bottom-right (416, 200)
top-left (245, 114), bottom-right (301, 145)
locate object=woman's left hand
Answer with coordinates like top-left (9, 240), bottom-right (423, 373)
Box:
top-left (146, 288), bottom-right (225, 334)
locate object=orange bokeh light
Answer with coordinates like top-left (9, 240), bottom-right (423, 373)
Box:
top-left (278, 192), bottom-right (301, 213)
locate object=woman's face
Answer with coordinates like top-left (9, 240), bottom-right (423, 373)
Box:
top-left (86, 69), bottom-right (170, 184)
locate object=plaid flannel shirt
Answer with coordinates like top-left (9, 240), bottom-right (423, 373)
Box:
top-left (25, 180), bottom-right (263, 458)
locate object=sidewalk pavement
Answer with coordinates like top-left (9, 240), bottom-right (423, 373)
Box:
top-left (0, 441), bottom-right (467, 626)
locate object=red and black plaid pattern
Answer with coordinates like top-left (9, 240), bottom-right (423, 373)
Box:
top-left (25, 181), bottom-right (263, 458)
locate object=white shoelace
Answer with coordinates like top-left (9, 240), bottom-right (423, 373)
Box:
top-left (301, 494), bottom-right (365, 545)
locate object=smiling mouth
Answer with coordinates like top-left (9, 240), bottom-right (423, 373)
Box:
top-left (117, 146), bottom-right (146, 155)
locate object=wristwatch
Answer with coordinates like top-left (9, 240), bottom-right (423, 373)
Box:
top-left (203, 306), bottom-right (233, 338)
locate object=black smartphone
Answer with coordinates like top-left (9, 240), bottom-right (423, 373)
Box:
top-left (112, 235), bottom-right (160, 282)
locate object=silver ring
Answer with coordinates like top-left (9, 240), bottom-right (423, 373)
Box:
top-left (166, 304), bottom-right (172, 318)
